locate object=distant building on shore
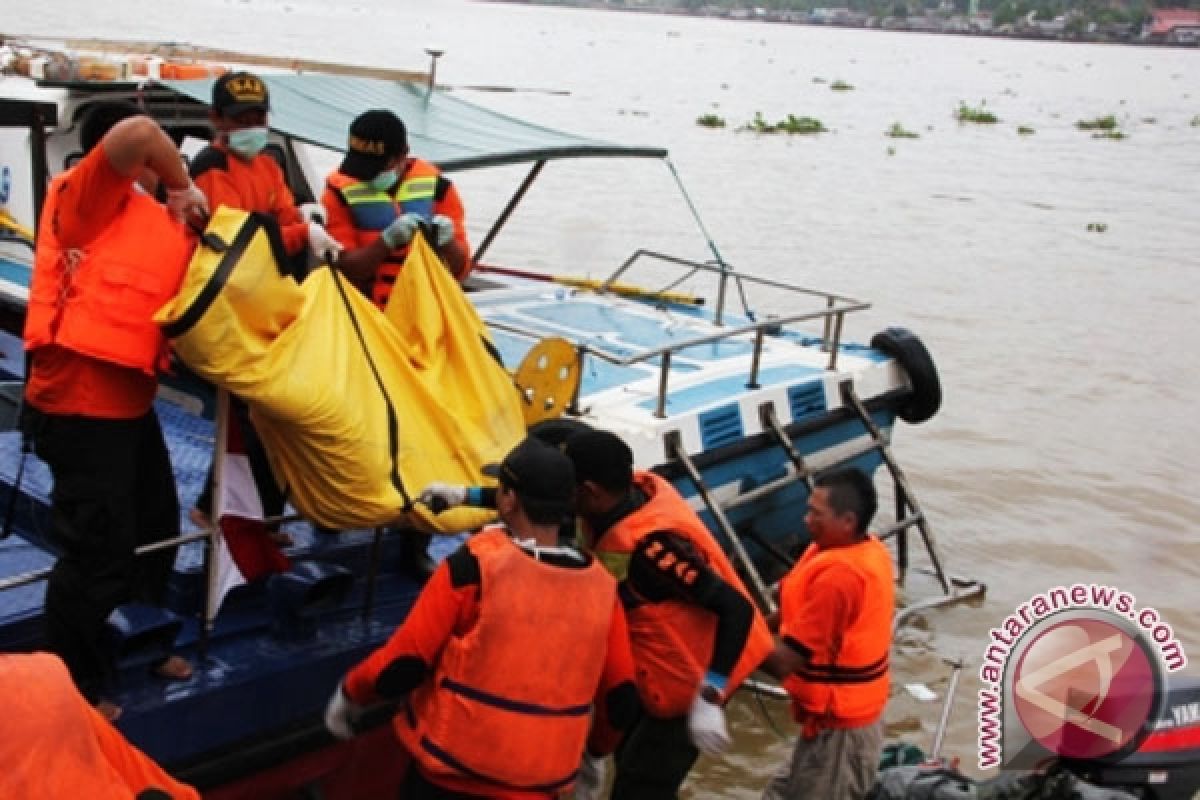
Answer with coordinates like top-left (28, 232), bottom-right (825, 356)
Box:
top-left (1143, 8), bottom-right (1200, 44)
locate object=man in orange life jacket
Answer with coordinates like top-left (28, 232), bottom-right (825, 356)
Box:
top-left (320, 108), bottom-right (471, 310)
top-left (188, 71), bottom-right (340, 541)
top-left (324, 436), bottom-right (639, 799)
top-left (555, 430), bottom-right (776, 799)
top-left (0, 651), bottom-right (199, 799)
top-left (22, 103), bottom-right (207, 715)
top-left (759, 468), bottom-right (894, 800)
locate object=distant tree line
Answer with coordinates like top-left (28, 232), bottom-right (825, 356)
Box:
top-left (658, 0), bottom-right (1198, 26)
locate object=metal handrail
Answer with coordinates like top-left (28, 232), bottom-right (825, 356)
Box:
top-left (602, 248), bottom-right (862, 306)
top-left (0, 529), bottom-right (211, 592)
top-left (489, 287), bottom-right (870, 419)
top-left (0, 507), bottom-right (303, 595)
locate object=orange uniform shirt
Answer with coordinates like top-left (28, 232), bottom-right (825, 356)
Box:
top-left (25, 147), bottom-right (158, 418)
top-left (192, 144), bottom-right (308, 255)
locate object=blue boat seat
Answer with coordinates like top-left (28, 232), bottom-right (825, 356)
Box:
top-left (266, 560), bottom-right (354, 640)
top-left (105, 603), bottom-right (184, 669)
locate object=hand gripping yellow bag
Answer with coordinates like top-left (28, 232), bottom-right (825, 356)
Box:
top-left (156, 207), bottom-right (524, 532)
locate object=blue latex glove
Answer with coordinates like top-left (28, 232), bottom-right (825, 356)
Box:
top-left (381, 212), bottom-right (423, 249)
top-left (431, 214), bottom-right (456, 248)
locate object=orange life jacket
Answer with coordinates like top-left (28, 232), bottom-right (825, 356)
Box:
top-left (326, 158), bottom-right (442, 309)
top-left (593, 471), bottom-right (774, 718)
top-left (781, 536), bottom-right (894, 726)
top-left (395, 528), bottom-right (616, 794)
top-left (24, 181), bottom-right (193, 375)
top-left (0, 652), bottom-right (199, 800)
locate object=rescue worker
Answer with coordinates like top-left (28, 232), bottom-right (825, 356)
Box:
top-left (420, 428), bottom-right (775, 798)
top-left (759, 468), bottom-right (894, 800)
top-left (188, 70), bottom-right (340, 541)
top-left (324, 436), bottom-right (639, 799)
top-left (22, 103), bottom-right (207, 716)
top-left (0, 651), bottom-right (199, 799)
top-left (190, 70), bottom-right (340, 267)
top-left (563, 429), bottom-right (775, 798)
top-left (320, 108), bottom-right (471, 309)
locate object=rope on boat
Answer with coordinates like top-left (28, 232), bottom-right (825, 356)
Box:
top-left (664, 158), bottom-right (755, 319)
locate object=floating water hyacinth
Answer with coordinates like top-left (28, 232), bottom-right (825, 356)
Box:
top-left (956, 102), bottom-right (998, 124)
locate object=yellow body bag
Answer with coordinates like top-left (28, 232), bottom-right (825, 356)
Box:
top-left (156, 207), bottom-right (524, 532)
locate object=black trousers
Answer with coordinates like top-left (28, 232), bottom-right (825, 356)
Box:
top-left (29, 407), bottom-right (180, 701)
top-left (611, 712), bottom-right (699, 799)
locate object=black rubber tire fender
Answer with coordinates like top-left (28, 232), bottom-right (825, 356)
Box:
top-left (870, 327), bottom-right (942, 425)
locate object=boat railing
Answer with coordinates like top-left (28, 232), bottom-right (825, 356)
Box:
top-left (490, 250), bottom-right (870, 418)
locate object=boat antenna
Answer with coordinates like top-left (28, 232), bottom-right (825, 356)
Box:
top-left (424, 47), bottom-right (444, 102)
top-left (665, 158), bottom-right (751, 324)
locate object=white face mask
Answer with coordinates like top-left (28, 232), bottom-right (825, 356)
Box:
top-left (370, 169), bottom-right (399, 191)
top-left (227, 126), bottom-right (269, 159)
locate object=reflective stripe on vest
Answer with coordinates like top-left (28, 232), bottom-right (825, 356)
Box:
top-left (594, 471), bottom-right (775, 718)
top-left (396, 527), bottom-right (615, 792)
top-left (24, 177), bottom-right (193, 375)
top-left (781, 535), bottom-right (894, 724)
top-left (328, 159), bottom-right (441, 308)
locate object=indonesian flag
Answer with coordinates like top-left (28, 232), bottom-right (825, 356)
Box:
top-left (206, 398), bottom-right (291, 620)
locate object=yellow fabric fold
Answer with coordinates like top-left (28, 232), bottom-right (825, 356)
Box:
top-left (157, 207), bottom-right (523, 532)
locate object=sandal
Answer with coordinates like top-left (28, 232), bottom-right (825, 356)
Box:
top-left (152, 654), bottom-right (194, 681)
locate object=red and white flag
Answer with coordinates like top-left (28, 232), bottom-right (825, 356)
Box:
top-left (206, 398), bottom-right (291, 620)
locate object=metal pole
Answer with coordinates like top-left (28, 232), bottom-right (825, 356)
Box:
top-left (200, 389), bottom-right (231, 660)
top-left (654, 351), bottom-right (672, 419)
top-left (669, 436), bottom-right (776, 615)
top-left (931, 659), bottom-right (963, 761)
top-left (423, 48), bottom-right (444, 100)
top-left (473, 160), bottom-right (545, 264)
top-left (746, 328), bottom-right (764, 389)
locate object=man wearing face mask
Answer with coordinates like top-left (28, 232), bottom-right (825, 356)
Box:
top-left (321, 109), bottom-right (471, 310)
top-left (189, 71), bottom-right (339, 541)
top-left (190, 71), bottom-right (341, 266)
top-left (23, 102), bottom-right (207, 719)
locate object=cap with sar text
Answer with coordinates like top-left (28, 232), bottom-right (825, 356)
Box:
top-left (340, 109), bottom-right (408, 181)
top-left (212, 71), bottom-right (270, 117)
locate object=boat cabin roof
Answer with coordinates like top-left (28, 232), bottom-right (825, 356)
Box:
top-left (8, 73), bottom-right (667, 171)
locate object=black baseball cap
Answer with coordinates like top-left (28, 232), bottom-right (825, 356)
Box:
top-left (212, 71), bottom-right (270, 117)
top-left (563, 430), bottom-right (634, 492)
top-left (483, 437), bottom-right (576, 518)
top-left (340, 109), bottom-right (408, 181)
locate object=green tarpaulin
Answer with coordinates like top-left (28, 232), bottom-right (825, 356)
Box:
top-left (161, 74), bottom-right (666, 171)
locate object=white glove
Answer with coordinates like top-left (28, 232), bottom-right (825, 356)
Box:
top-left (166, 180), bottom-right (208, 225)
top-left (324, 683), bottom-right (364, 740)
top-left (688, 687), bottom-right (732, 755)
top-left (418, 482), bottom-right (468, 514)
top-left (308, 223), bottom-right (342, 263)
top-left (381, 212), bottom-right (423, 249)
top-left (574, 751), bottom-right (608, 800)
top-left (431, 214), bottom-right (456, 248)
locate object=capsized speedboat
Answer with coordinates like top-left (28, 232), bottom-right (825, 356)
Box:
top-left (0, 41), bottom-right (984, 797)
